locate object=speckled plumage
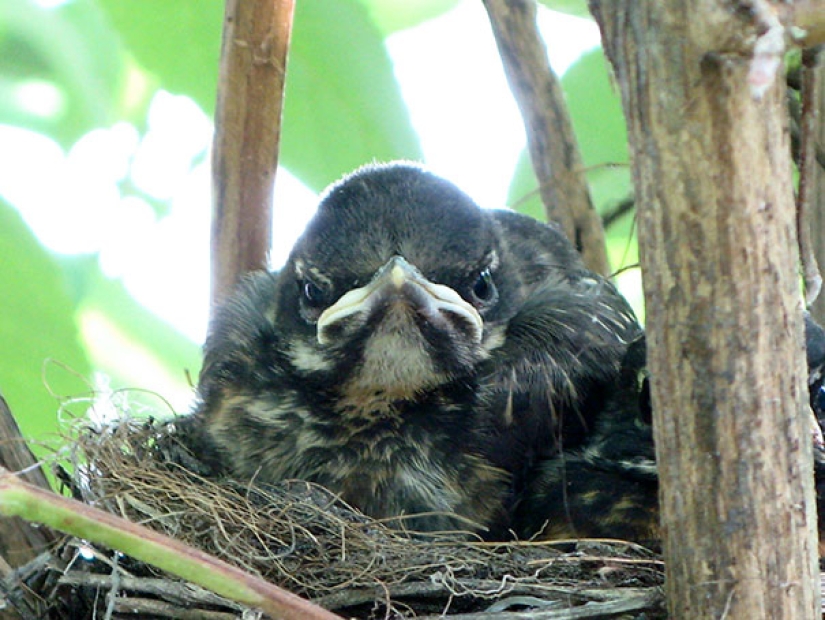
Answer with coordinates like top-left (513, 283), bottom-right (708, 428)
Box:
top-left (515, 314), bottom-right (825, 546)
top-left (194, 162), bottom-right (641, 536)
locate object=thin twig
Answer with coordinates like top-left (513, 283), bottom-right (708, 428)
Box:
top-left (58, 573), bottom-right (242, 609)
top-left (601, 196), bottom-right (635, 230)
top-left (111, 597), bottom-right (239, 619)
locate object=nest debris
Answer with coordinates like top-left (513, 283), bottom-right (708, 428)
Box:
top-left (4, 415), bottom-right (666, 619)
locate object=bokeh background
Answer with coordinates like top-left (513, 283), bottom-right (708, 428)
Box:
top-left (0, 0), bottom-right (640, 446)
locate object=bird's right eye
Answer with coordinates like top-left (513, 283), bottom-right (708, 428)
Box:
top-left (301, 279), bottom-right (327, 309)
top-left (469, 268), bottom-right (498, 308)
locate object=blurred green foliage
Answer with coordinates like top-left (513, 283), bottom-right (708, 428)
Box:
top-left (0, 0), bottom-right (636, 452)
top-left (0, 198), bottom-right (91, 441)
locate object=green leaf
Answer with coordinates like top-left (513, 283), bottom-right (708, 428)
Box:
top-left (355, 0), bottom-right (460, 34)
top-left (564, 48), bottom-right (632, 217)
top-left (96, 0), bottom-right (222, 117)
top-left (0, 200), bottom-right (91, 442)
top-left (0, 0), bottom-right (126, 146)
top-left (561, 48), bottom-right (628, 173)
top-left (537, 0), bottom-right (592, 19)
top-left (507, 149), bottom-right (546, 222)
top-left (281, 1), bottom-right (422, 191)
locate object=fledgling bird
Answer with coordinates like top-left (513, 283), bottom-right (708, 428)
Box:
top-left (515, 314), bottom-right (825, 547)
top-left (194, 162), bottom-right (641, 535)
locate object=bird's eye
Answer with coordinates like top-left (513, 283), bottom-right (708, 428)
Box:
top-left (471, 268), bottom-right (497, 305)
top-left (301, 279), bottom-right (327, 309)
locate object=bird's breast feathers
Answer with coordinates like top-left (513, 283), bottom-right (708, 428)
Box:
top-left (206, 386), bottom-right (507, 531)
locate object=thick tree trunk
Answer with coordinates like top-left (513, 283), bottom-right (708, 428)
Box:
top-left (591, 2), bottom-right (819, 618)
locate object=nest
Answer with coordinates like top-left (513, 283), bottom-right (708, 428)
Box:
top-left (6, 414), bottom-right (666, 619)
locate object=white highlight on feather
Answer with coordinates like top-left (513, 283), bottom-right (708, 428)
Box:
top-left (354, 323), bottom-right (438, 398)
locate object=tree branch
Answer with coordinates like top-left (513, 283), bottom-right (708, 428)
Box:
top-left (210, 0), bottom-right (295, 311)
top-left (482, 0), bottom-right (610, 276)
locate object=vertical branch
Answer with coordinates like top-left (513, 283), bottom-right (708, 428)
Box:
top-left (210, 0), bottom-right (295, 313)
top-left (797, 47), bottom-right (823, 307)
top-left (808, 53), bottom-right (825, 325)
top-left (592, 1), bottom-right (819, 618)
top-left (482, 0), bottom-right (610, 276)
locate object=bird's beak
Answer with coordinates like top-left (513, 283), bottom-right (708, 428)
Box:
top-left (317, 256), bottom-right (483, 345)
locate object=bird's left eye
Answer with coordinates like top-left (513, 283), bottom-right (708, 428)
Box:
top-left (297, 277), bottom-right (331, 323)
top-left (470, 268), bottom-right (497, 305)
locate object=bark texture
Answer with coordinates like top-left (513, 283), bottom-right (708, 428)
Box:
top-left (809, 57), bottom-right (825, 325)
top-left (591, 1), bottom-right (819, 618)
top-left (210, 0), bottom-right (294, 311)
top-left (482, 0), bottom-right (610, 276)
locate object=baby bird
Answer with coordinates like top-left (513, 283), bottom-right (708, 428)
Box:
top-left (194, 162), bottom-right (641, 535)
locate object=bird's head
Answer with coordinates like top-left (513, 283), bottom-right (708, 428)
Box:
top-left (276, 163), bottom-right (521, 400)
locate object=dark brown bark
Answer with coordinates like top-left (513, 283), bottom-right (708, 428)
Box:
top-left (210, 0), bottom-right (295, 311)
top-left (482, 0), bottom-right (610, 277)
top-left (591, 1), bottom-right (819, 618)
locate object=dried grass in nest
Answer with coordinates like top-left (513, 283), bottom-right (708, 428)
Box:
top-left (36, 415), bottom-right (666, 618)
